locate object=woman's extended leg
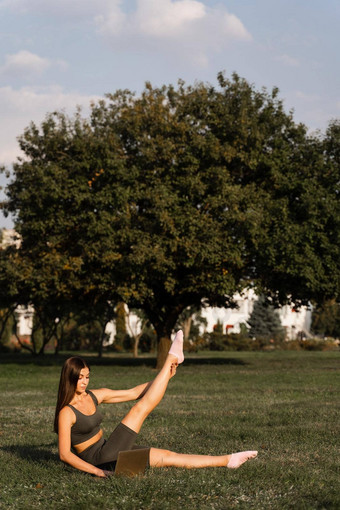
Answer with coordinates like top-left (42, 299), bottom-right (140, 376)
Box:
top-left (121, 331), bottom-right (184, 434)
top-left (149, 449), bottom-right (258, 469)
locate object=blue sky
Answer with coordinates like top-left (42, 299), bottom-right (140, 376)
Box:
top-left (1, 0), bottom-right (339, 228)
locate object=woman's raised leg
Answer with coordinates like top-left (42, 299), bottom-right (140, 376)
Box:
top-left (149, 449), bottom-right (258, 469)
top-left (121, 331), bottom-right (184, 433)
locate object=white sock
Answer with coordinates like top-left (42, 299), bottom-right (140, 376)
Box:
top-left (168, 330), bottom-right (184, 364)
top-left (227, 451), bottom-right (258, 469)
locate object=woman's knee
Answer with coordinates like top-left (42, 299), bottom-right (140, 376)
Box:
top-left (121, 400), bottom-right (149, 432)
top-left (149, 448), bottom-right (175, 467)
top-left (132, 399), bottom-right (150, 419)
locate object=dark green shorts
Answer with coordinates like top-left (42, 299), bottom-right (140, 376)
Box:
top-left (78, 422), bottom-right (150, 474)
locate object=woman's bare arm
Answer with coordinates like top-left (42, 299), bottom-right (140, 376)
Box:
top-left (92, 363), bottom-right (177, 404)
top-left (91, 382), bottom-right (152, 404)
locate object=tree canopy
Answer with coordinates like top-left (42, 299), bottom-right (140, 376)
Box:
top-left (1, 73), bottom-right (339, 365)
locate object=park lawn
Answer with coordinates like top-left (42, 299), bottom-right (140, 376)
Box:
top-left (0, 351), bottom-right (339, 510)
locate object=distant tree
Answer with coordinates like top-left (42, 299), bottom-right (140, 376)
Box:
top-left (311, 299), bottom-right (340, 338)
top-left (0, 308), bottom-right (15, 347)
top-left (208, 319), bottom-right (226, 351)
top-left (0, 246), bottom-right (26, 349)
top-left (139, 324), bottom-right (157, 353)
top-left (248, 296), bottom-right (285, 341)
top-left (187, 312), bottom-right (208, 341)
top-left (114, 302), bottom-right (128, 350)
top-left (2, 74), bottom-right (339, 366)
top-left (175, 305), bottom-right (207, 341)
top-left (0, 241), bottom-right (81, 355)
top-left (125, 307), bottom-right (151, 358)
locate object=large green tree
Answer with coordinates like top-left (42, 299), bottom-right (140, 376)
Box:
top-left (2, 74), bottom-right (339, 366)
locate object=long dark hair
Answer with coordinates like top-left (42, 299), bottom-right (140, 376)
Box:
top-left (54, 357), bottom-right (90, 433)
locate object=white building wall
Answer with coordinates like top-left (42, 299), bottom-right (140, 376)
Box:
top-left (7, 297), bottom-right (314, 343)
top-left (14, 305), bottom-right (34, 337)
top-left (199, 289), bottom-right (312, 339)
top-left (104, 320), bottom-right (116, 345)
top-left (105, 305), bottom-right (145, 345)
top-left (105, 290), bottom-right (312, 343)
top-left (279, 304), bottom-right (312, 339)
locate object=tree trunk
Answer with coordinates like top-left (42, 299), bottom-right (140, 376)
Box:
top-left (98, 321), bottom-right (108, 358)
top-left (54, 316), bottom-right (68, 355)
top-left (156, 335), bottom-right (171, 369)
top-left (143, 302), bottom-right (187, 368)
top-left (133, 335), bottom-right (141, 358)
top-left (182, 316), bottom-right (192, 341)
top-left (0, 307), bottom-right (16, 342)
top-left (14, 330), bottom-right (34, 354)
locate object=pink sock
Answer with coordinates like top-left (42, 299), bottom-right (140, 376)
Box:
top-left (168, 330), bottom-right (184, 364)
top-left (227, 451), bottom-right (258, 469)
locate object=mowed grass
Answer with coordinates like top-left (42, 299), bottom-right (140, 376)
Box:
top-left (0, 351), bottom-right (339, 510)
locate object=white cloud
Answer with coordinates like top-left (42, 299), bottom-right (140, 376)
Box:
top-left (134, 0), bottom-right (206, 37)
top-left (96, 0), bottom-right (252, 66)
top-left (0, 50), bottom-right (50, 78)
top-left (98, 0), bottom-right (252, 42)
top-left (0, 85), bottom-right (103, 165)
top-left (275, 54), bottom-right (300, 67)
top-left (295, 90), bottom-right (321, 102)
top-left (0, 0), bottom-right (113, 19)
top-left (95, 2), bottom-right (126, 36)
top-left (0, 1), bottom-right (251, 67)
top-left (0, 51), bottom-right (69, 81)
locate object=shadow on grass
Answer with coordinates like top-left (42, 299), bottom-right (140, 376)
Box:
top-left (0, 353), bottom-right (247, 367)
top-left (0, 443), bottom-right (59, 464)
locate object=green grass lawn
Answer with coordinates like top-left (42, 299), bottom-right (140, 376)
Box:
top-left (0, 351), bottom-right (339, 509)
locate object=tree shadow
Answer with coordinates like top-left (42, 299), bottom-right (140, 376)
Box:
top-left (0, 443), bottom-right (112, 478)
top-left (0, 353), bottom-right (247, 367)
top-left (183, 357), bottom-right (246, 365)
top-left (0, 442), bottom-right (59, 464)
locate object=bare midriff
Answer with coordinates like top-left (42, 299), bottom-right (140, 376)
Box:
top-left (73, 429), bottom-right (103, 454)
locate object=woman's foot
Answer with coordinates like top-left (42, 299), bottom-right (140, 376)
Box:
top-left (168, 330), bottom-right (184, 364)
top-left (227, 451), bottom-right (258, 469)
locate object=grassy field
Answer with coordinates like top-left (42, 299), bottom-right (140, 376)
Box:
top-left (0, 350), bottom-right (339, 510)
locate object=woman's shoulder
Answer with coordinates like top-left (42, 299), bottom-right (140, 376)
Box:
top-left (88, 388), bottom-right (109, 405)
top-left (59, 405), bottom-right (76, 421)
top-left (88, 389), bottom-right (100, 404)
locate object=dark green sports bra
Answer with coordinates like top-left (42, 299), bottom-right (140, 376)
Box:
top-left (68, 390), bottom-right (103, 446)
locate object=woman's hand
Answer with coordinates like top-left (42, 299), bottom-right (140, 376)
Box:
top-left (103, 470), bottom-right (114, 477)
top-left (170, 361), bottom-right (178, 378)
top-left (95, 468), bottom-right (113, 478)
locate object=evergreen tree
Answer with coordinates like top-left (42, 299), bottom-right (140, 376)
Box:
top-left (248, 296), bottom-right (285, 341)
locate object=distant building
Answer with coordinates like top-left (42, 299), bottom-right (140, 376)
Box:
top-left (199, 289), bottom-right (312, 340)
top-left (106, 291), bottom-right (312, 344)
top-left (14, 305), bottom-right (34, 338)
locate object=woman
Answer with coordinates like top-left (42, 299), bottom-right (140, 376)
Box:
top-left (54, 331), bottom-right (258, 478)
